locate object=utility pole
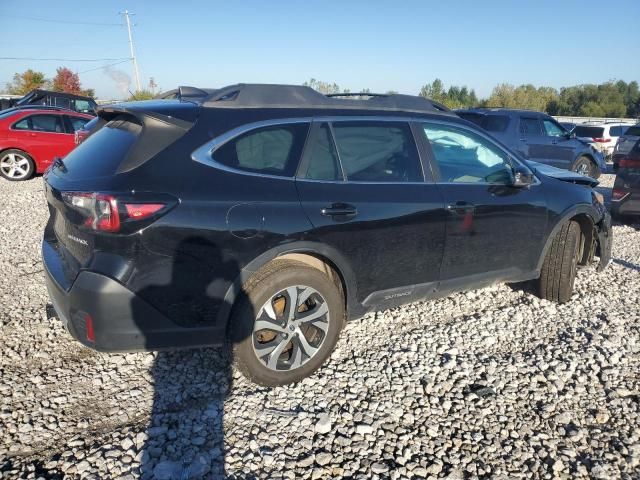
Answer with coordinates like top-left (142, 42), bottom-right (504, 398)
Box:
top-left (120, 10), bottom-right (141, 92)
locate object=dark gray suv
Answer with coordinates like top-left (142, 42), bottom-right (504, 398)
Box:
top-left (457, 108), bottom-right (606, 178)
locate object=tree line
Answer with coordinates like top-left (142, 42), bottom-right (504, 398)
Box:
top-left (4, 70), bottom-right (639, 117)
top-left (3, 68), bottom-right (156, 101)
top-left (5, 68), bottom-right (95, 98)
top-left (306, 78), bottom-right (640, 118)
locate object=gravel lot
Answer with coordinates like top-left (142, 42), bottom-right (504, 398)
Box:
top-left (1, 174), bottom-right (639, 480)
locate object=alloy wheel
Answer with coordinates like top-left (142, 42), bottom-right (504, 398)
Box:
top-left (252, 285), bottom-right (330, 371)
top-left (0, 153), bottom-right (31, 180)
top-left (576, 162), bottom-right (590, 176)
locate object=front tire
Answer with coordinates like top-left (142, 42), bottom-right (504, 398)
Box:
top-left (230, 260), bottom-right (345, 386)
top-left (572, 156), bottom-right (599, 178)
top-left (536, 221), bottom-right (581, 303)
top-left (0, 149), bottom-right (35, 181)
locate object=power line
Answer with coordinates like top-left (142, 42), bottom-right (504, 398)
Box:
top-left (78, 59), bottom-right (130, 74)
top-left (3, 14), bottom-right (122, 26)
top-left (0, 57), bottom-right (129, 62)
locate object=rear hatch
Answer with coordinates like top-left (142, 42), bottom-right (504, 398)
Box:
top-left (43, 100), bottom-right (200, 290)
top-left (615, 125), bottom-right (640, 157)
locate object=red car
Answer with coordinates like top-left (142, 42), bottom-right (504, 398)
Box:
top-left (0, 106), bottom-right (93, 181)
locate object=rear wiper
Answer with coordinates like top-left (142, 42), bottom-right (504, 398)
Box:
top-left (52, 157), bottom-right (67, 173)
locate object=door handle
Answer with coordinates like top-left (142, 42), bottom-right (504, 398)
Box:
top-left (321, 203), bottom-right (357, 218)
top-left (446, 201), bottom-right (475, 214)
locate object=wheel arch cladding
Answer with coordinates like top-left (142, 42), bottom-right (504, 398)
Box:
top-left (216, 242), bottom-right (356, 331)
top-left (535, 205), bottom-right (600, 273)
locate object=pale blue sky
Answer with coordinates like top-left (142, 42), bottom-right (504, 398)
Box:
top-left (1, 0), bottom-right (639, 100)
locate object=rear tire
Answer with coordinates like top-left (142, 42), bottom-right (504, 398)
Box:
top-left (0, 149), bottom-right (35, 181)
top-left (230, 260), bottom-right (345, 386)
top-left (572, 156), bottom-right (598, 178)
top-left (536, 221), bottom-right (581, 303)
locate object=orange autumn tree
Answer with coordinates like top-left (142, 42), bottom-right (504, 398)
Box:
top-left (51, 67), bottom-right (94, 97)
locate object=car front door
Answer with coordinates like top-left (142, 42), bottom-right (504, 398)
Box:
top-left (421, 121), bottom-right (548, 287)
top-left (518, 116), bottom-right (562, 168)
top-left (295, 120), bottom-right (446, 307)
top-left (540, 117), bottom-right (574, 169)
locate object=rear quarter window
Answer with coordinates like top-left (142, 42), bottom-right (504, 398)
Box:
top-left (213, 123), bottom-right (309, 177)
top-left (482, 115), bottom-right (510, 132)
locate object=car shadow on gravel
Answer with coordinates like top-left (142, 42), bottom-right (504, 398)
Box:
top-left (612, 258), bottom-right (640, 272)
top-left (132, 236), bottom-right (254, 480)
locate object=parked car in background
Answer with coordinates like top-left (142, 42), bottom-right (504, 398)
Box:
top-left (456, 108), bottom-right (606, 178)
top-left (11, 89), bottom-right (97, 116)
top-left (0, 106), bottom-right (93, 180)
top-left (74, 117), bottom-right (101, 145)
top-left (43, 84), bottom-right (611, 386)
top-left (573, 123), bottom-right (633, 160)
top-left (611, 140), bottom-right (640, 219)
top-left (612, 124), bottom-right (640, 171)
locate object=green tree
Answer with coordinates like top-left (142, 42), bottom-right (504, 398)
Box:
top-left (486, 83), bottom-right (558, 112)
top-left (419, 79), bottom-right (478, 108)
top-left (6, 69), bottom-right (48, 95)
top-left (303, 78), bottom-right (342, 94)
top-left (127, 89), bottom-right (155, 101)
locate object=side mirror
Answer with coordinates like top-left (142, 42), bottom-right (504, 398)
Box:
top-left (565, 131), bottom-right (576, 139)
top-left (512, 169), bottom-right (534, 188)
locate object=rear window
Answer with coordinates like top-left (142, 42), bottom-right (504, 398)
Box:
top-left (332, 121), bottom-right (422, 182)
top-left (61, 117), bottom-right (141, 178)
top-left (457, 113), bottom-right (510, 132)
top-left (574, 126), bottom-right (605, 138)
top-left (623, 126), bottom-right (640, 137)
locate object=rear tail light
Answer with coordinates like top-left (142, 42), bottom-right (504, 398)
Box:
top-left (612, 188), bottom-right (630, 201)
top-left (84, 314), bottom-right (95, 343)
top-left (592, 138), bottom-right (611, 143)
top-left (619, 157), bottom-right (640, 169)
top-left (62, 192), bottom-right (167, 233)
top-left (124, 203), bottom-right (164, 219)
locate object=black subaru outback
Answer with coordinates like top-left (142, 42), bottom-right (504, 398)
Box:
top-left (43, 84), bottom-right (612, 386)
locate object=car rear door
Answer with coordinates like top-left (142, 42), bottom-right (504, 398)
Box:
top-left (420, 121), bottom-right (548, 286)
top-left (295, 119), bottom-right (446, 307)
top-left (10, 114), bottom-right (74, 169)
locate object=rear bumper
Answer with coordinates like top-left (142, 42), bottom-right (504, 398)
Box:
top-left (611, 193), bottom-right (640, 217)
top-left (43, 248), bottom-right (225, 352)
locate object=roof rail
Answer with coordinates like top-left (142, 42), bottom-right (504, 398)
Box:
top-left (201, 84), bottom-right (451, 114)
top-left (325, 92), bottom-right (387, 98)
top-left (14, 105), bottom-right (73, 112)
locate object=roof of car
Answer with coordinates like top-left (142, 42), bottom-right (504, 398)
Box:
top-left (16, 89), bottom-right (97, 103)
top-left (195, 84), bottom-right (453, 115)
top-left (458, 108), bottom-right (545, 116)
top-left (0, 106), bottom-right (91, 116)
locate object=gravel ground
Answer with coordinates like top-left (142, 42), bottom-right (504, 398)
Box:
top-left (1, 174), bottom-right (639, 480)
